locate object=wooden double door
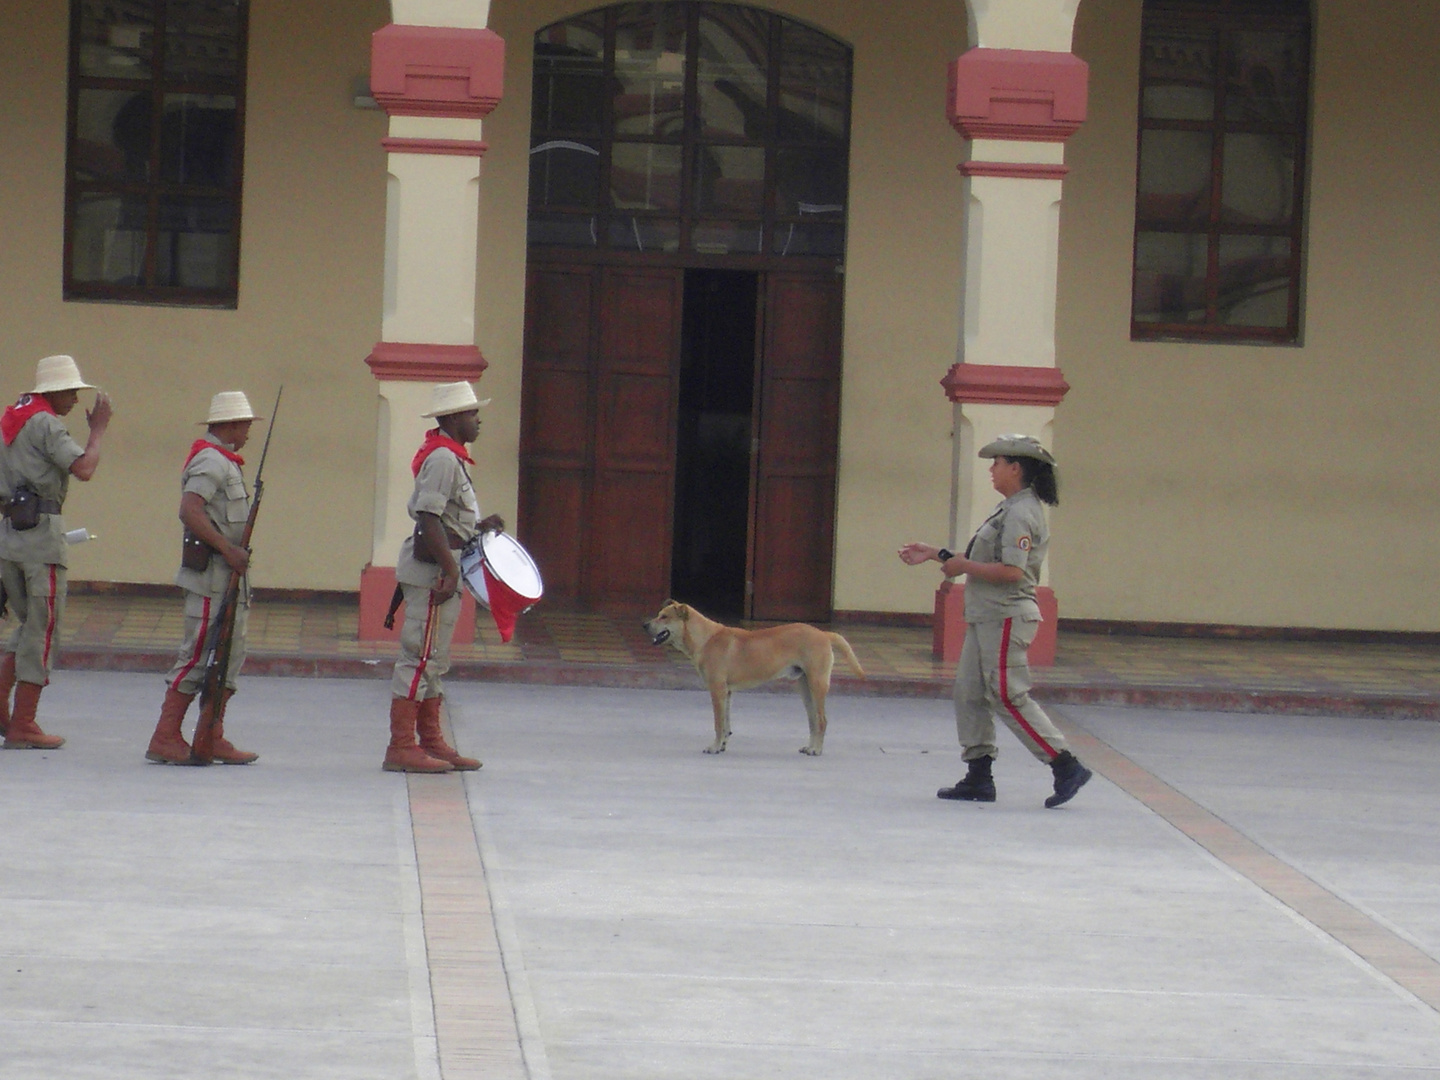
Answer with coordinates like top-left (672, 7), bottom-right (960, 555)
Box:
top-left (519, 260), bottom-right (843, 621)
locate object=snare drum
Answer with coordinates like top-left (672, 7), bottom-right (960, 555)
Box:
top-left (460, 531), bottom-right (544, 642)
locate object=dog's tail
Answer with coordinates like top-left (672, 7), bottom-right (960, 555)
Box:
top-left (828, 633), bottom-right (866, 678)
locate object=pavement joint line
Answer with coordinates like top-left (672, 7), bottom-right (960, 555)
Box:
top-left (394, 785), bottom-right (443, 1080)
top-left (406, 771), bottom-right (528, 1080)
top-left (1053, 708), bottom-right (1440, 1015)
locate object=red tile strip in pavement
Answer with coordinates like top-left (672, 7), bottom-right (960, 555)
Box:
top-left (407, 772), bottom-right (527, 1080)
top-left (1055, 710), bottom-right (1440, 1013)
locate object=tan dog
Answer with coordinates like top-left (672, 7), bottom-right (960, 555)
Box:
top-left (642, 601), bottom-right (865, 755)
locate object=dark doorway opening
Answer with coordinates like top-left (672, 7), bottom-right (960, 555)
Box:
top-left (671, 268), bottom-right (758, 617)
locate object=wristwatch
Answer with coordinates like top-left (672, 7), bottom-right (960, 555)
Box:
top-left (937, 548), bottom-right (954, 563)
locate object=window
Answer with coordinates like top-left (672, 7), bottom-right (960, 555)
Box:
top-left (65, 0), bottom-right (248, 307)
top-left (1131, 0), bottom-right (1310, 342)
top-left (529, 3), bottom-right (851, 258)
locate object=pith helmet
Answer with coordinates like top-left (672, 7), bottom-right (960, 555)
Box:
top-left (33, 355), bottom-right (95, 394)
top-left (422, 381), bottom-right (491, 418)
top-left (202, 391), bottom-right (262, 425)
top-left (978, 433), bottom-right (1057, 466)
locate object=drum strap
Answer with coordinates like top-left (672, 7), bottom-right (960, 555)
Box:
top-left (382, 583), bottom-right (405, 630)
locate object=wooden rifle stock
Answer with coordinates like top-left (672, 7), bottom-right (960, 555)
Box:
top-left (192, 388), bottom-right (282, 764)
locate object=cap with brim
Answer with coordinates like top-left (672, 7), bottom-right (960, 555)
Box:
top-left (201, 391), bottom-right (263, 425)
top-left (978, 434), bottom-right (1057, 465)
top-left (422, 381), bottom-right (492, 419)
top-left (33, 355), bottom-right (95, 395)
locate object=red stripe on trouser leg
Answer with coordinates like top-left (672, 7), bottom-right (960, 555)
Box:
top-left (170, 596), bottom-right (212, 692)
top-left (41, 566), bottom-right (58, 682)
top-left (998, 617), bottom-right (1058, 760)
top-left (407, 599), bottom-right (437, 701)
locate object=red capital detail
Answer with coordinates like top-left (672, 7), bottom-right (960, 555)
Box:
top-left (959, 160), bottom-right (1069, 180)
top-left (381, 137), bottom-right (489, 157)
top-left (948, 48), bottom-right (1088, 142)
top-left (366, 342), bottom-right (489, 382)
top-left (371, 24), bottom-right (505, 119)
top-left (941, 363), bottom-right (1070, 406)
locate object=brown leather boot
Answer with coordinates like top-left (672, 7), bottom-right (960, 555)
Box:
top-left (0, 652), bottom-right (15, 739)
top-left (416, 696), bottom-right (481, 771)
top-left (146, 687), bottom-right (197, 764)
top-left (4, 681), bottom-right (64, 750)
top-left (209, 689), bottom-right (258, 765)
top-left (383, 697), bottom-right (452, 773)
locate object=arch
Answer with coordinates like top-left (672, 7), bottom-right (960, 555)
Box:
top-left (527, 2), bottom-right (853, 261)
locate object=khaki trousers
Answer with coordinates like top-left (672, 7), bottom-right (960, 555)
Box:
top-left (391, 584), bottom-right (461, 701)
top-left (164, 589), bottom-right (250, 695)
top-left (0, 559), bottom-right (66, 685)
top-left (953, 617), bottom-right (1069, 764)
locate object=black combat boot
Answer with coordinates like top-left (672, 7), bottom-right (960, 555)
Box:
top-left (937, 755), bottom-right (996, 802)
top-left (1044, 750), bottom-right (1092, 808)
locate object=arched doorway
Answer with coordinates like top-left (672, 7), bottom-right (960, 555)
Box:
top-left (519, 3), bottom-right (850, 620)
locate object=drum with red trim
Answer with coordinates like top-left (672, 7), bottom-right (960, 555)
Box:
top-left (460, 531), bottom-right (543, 642)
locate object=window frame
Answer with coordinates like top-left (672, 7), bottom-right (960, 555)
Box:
top-left (63, 0), bottom-right (250, 308)
top-left (1130, 0), bottom-right (1311, 344)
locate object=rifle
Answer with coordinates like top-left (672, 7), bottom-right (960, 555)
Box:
top-left (192, 388), bottom-right (283, 764)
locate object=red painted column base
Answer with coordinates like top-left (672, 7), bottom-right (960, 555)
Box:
top-left (359, 563), bottom-right (476, 644)
top-left (933, 582), bottom-right (1057, 667)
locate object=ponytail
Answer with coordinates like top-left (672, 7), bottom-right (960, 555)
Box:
top-left (1011, 456), bottom-right (1059, 507)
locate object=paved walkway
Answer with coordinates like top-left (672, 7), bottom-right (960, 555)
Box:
top-left (31, 591), bottom-right (1440, 719)
top-left (4, 673), bottom-right (1440, 1079)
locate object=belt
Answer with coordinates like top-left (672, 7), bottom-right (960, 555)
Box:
top-left (2, 498), bottom-right (61, 517)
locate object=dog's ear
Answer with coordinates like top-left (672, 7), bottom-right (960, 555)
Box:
top-left (677, 604), bottom-right (689, 620)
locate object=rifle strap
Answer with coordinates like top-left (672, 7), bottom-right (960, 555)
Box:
top-left (383, 583), bottom-right (405, 630)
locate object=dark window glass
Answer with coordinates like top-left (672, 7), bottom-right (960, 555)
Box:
top-left (530, 140), bottom-right (602, 209)
top-left (528, 4), bottom-right (851, 260)
top-left (528, 212), bottom-right (601, 248)
top-left (697, 8), bottom-right (769, 139)
top-left (533, 13), bottom-right (605, 135)
top-left (694, 145), bottom-right (765, 214)
top-left (613, 4), bottom-right (688, 138)
top-left (64, 0), bottom-right (247, 306)
top-left (1131, 0), bottom-right (1309, 342)
top-left (776, 20), bottom-right (849, 144)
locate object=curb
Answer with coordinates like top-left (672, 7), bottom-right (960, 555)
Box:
top-left (54, 647), bottom-right (1440, 721)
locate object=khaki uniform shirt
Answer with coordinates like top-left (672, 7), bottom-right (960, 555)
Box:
top-left (0, 412), bottom-right (85, 567)
top-left (962, 487), bottom-right (1049, 623)
top-left (175, 435), bottom-right (251, 599)
top-left (395, 446), bottom-right (480, 588)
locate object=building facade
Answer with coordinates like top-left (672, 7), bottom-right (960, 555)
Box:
top-left (3, 0), bottom-right (1436, 635)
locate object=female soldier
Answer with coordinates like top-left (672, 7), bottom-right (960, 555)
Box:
top-left (899, 434), bottom-right (1091, 808)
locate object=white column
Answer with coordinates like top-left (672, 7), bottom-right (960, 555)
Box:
top-left (933, 14), bottom-right (1087, 663)
top-left (359, 20), bottom-right (504, 639)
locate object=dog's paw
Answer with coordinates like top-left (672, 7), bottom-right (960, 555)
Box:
top-left (799, 746), bottom-right (822, 756)
top-left (703, 745), bottom-right (726, 754)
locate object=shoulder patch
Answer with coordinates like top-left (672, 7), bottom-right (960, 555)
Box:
top-left (1015, 535), bottom-right (1031, 551)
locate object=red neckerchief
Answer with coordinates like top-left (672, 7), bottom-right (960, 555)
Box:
top-left (184, 438), bottom-right (245, 469)
top-left (411, 428), bottom-right (473, 476)
top-left (1, 394), bottom-right (55, 447)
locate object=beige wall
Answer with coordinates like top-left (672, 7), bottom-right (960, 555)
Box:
top-left (483, 0), bottom-right (971, 617)
top-left (1059, 0), bottom-right (1440, 630)
top-left (0, 0), bottom-right (390, 591)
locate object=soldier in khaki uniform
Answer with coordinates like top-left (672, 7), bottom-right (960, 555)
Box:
top-left (383, 381), bottom-right (501, 773)
top-left (900, 435), bottom-right (1093, 808)
top-left (145, 392), bottom-right (261, 765)
top-left (0, 355), bottom-right (112, 749)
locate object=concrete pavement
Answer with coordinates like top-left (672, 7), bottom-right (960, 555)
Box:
top-left (3, 673), bottom-right (1440, 1078)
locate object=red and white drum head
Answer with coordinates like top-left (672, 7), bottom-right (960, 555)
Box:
top-left (461, 532), bottom-right (543, 642)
